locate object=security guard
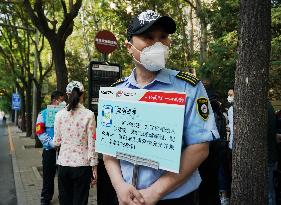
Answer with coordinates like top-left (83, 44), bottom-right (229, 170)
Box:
top-left (103, 10), bottom-right (219, 205)
top-left (36, 91), bottom-right (64, 205)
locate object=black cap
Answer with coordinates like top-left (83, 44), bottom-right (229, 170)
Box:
top-left (127, 10), bottom-right (176, 41)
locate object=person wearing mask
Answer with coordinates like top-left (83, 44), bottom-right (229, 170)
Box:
top-left (103, 10), bottom-right (219, 205)
top-left (53, 81), bottom-right (98, 205)
top-left (227, 89), bottom-right (234, 150)
top-left (216, 88), bottom-right (235, 205)
top-left (35, 90), bottom-right (65, 205)
top-left (199, 79), bottom-right (227, 205)
top-left (267, 102), bottom-right (278, 205)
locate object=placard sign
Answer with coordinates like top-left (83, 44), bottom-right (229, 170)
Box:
top-left (96, 87), bottom-right (186, 173)
top-left (46, 105), bottom-right (65, 127)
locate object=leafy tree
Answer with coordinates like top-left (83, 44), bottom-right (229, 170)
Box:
top-left (0, 58), bottom-right (13, 114)
top-left (203, 31), bottom-right (237, 95)
top-left (23, 0), bottom-right (83, 91)
top-left (209, 0), bottom-right (239, 39)
top-left (0, 4), bottom-right (34, 135)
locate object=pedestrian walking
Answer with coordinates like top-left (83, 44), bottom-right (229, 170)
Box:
top-left (36, 90), bottom-right (65, 205)
top-left (53, 81), bottom-right (98, 205)
top-left (103, 10), bottom-right (219, 205)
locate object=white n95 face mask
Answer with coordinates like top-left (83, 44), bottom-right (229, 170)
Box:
top-left (130, 42), bottom-right (169, 72)
top-left (59, 101), bottom-right (67, 107)
top-left (227, 96), bottom-right (234, 103)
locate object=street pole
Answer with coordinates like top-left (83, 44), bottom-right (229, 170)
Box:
top-left (31, 29), bottom-right (39, 139)
top-left (15, 87), bottom-right (18, 126)
top-left (102, 53), bottom-right (108, 62)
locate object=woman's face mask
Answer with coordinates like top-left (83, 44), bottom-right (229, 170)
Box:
top-left (129, 42), bottom-right (169, 72)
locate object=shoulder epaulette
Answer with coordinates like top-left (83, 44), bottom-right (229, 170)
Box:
top-left (175, 71), bottom-right (199, 86)
top-left (110, 77), bottom-right (126, 87)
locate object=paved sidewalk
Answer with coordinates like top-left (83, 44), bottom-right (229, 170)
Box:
top-left (8, 123), bottom-right (97, 205)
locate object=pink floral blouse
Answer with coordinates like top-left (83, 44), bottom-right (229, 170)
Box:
top-left (53, 104), bottom-right (98, 167)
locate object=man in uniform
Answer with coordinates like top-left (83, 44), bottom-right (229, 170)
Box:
top-left (103, 10), bottom-right (219, 205)
top-left (36, 91), bottom-right (65, 205)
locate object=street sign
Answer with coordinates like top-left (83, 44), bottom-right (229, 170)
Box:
top-left (12, 93), bottom-right (21, 110)
top-left (95, 30), bottom-right (118, 54)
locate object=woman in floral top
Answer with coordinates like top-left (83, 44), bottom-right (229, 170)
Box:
top-left (53, 81), bottom-right (98, 205)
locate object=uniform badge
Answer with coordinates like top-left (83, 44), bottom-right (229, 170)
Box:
top-left (196, 97), bottom-right (209, 120)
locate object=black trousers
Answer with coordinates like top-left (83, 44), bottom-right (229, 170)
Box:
top-left (97, 158), bottom-right (118, 205)
top-left (58, 165), bottom-right (92, 205)
top-left (156, 190), bottom-right (198, 205)
top-left (41, 149), bottom-right (57, 202)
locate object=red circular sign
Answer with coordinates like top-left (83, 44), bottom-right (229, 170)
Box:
top-left (95, 30), bottom-right (118, 54)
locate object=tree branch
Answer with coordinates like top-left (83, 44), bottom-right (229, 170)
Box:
top-left (60, 0), bottom-right (67, 17)
top-left (23, 0), bottom-right (52, 39)
top-left (57, 0), bottom-right (82, 41)
top-left (31, 76), bottom-right (40, 88)
top-left (183, 0), bottom-right (197, 10)
top-left (0, 45), bottom-right (13, 68)
top-left (9, 14), bottom-right (26, 70)
top-left (39, 34), bottom-right (44, 53)
top-left (69, 0), bottom-right (73, 10)
top-left (42, 57), bottom-right (53, 80)
top-left (0, 25), bottom-right (19, 67)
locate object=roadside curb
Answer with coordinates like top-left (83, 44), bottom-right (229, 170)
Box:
top-left (9, 125), bottom-right (27, 205)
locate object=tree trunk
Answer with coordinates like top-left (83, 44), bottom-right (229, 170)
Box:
top-left (177, 0), bottom-right (190, 63)
top-left (33, 84), bottom-right (42, 147)
top-left (200, 21), bottom-right (207, 66)
top-left (50, 39), bottom-right (68, 92)
top-left (195, 0), bottom-right (208, 67)
top-left (188, 6), bottom-right (194, 58)
top-left (25, 79), bottom-right (32, 137)
top-left (35, 85), bottom-right (42, 147)
top-left (231, 0), bottom-right (271, 204)
top-left (19, 90), bottom-right (26, 132)
top-left (36, 85), bottom-right (42, 117)
top-left (11, 109), bottom-right (15, 123)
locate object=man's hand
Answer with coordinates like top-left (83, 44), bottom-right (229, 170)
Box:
top-left (116, 182), bottom-right (145, 205)
top-left (276, 133), bottom-right (281, 143)
top-left (133, 187), bottom-right (160, 205)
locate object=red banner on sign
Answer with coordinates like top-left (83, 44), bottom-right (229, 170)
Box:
top-left (139, 91), bottom-right (186, 105)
